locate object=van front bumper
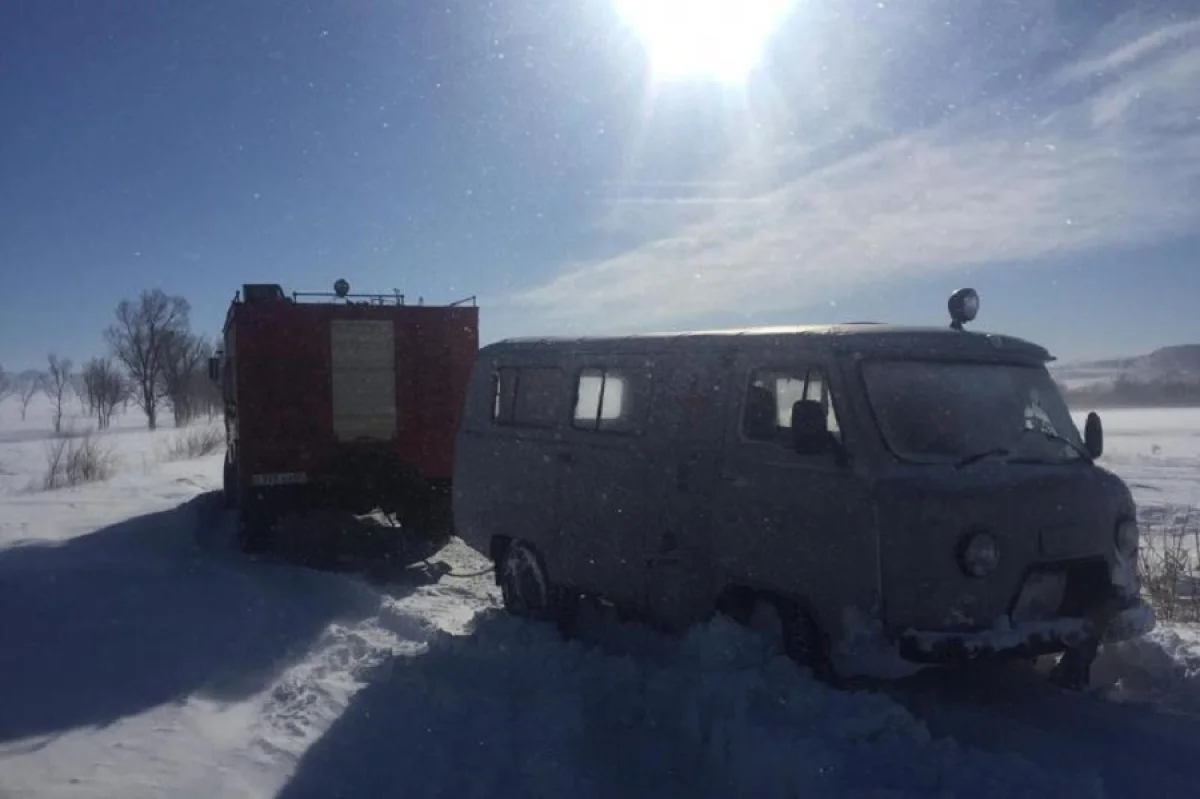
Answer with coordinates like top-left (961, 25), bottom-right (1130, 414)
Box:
top-left (895, 596), bottom-right (1156, 665)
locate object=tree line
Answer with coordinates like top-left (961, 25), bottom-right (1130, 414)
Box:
top-left (0, 289), bottom-right (222, 432)
top-left (1057, 376), bottom-right (1200, 409)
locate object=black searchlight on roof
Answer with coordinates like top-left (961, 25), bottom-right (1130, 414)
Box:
top-left (333, 278), bottom-right (350, 298)
top-left (948, 288), bottom-right (979, 331)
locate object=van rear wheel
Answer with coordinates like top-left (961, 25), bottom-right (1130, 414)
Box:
top-left (498, 540), bottom-right (576, 631)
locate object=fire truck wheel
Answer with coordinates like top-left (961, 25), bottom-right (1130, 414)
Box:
top-left (417, 491), bottom-right (454, 543)
top-left (222, 459), bottom-right (237, 509)
top-left (236, 500), bottom-right (274, 554)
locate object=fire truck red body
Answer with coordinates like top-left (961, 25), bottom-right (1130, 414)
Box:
top-left (211, 281), bottom-right (479, 552)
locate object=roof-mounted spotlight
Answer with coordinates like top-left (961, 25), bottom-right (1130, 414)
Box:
top-left (333, 278), bottom-right (350, 299)
top-left (948, 288), bottom-right (979, 331)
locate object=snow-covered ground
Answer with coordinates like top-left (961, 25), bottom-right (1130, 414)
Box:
top-left (1, 396), bottom-right (1199, 798)
top-left (1092, 408), bottom-right (1200, 514)
top-left (1084, 408), bottom-right (1200, 605)
top-left (0, 400), bottom-right (221, 498)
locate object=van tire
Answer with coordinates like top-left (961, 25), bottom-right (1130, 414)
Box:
top-left (752, 594), bottom-right (835, 684)
top-left (497, 539), bottom-right (576, 632)
top-left (1047, 638), bottom-right (1099, 691)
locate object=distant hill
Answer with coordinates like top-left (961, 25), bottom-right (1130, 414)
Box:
top-left (1053, 345), bottom-right (1200, 407)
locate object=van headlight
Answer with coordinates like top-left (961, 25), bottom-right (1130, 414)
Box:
top-left (1116, 519), bottom-right (1139, 556)
top-left (958, 531), bottom-right (999, 578)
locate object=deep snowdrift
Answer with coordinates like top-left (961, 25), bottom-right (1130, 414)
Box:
top-left (278, 607), bottom-right (1111, 799)
top-left (2, 398), bottom-right (1200, 797)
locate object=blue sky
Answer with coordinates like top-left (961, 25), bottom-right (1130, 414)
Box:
top-left (2, 0), bottom-right (1199, 370)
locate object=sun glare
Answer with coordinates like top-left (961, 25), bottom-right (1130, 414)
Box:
top-left (615, 0), bottom-right (791, 84)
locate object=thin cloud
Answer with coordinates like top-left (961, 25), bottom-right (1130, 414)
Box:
top-left (504, 13), bottom-right (1200, 334)
top-left (1058, 16), bottom-right (1200, 83)
top-left (602, 197), bottom-right (773, 205)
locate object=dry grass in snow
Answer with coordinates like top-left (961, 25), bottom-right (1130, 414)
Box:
top-left (163, 424), bottom-right (225, 461)
top-left (1138, 504), bottom-right (1200, 623)
top-left (41, 432), bottom-right (118, 491)
top-left (0, 394), bottom-right (224, 496)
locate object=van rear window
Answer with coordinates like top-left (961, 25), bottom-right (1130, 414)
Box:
top-left (492, 367), bottom-right (561, 428)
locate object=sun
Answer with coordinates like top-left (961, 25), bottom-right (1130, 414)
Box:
top-left (615, 0), bottom-right (791, 85)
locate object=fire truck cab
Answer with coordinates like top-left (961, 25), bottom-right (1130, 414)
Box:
top-left (210, 280), bottom-right (479, 553)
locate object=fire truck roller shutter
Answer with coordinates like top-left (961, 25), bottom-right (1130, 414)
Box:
top-left (330, 319), bottom-right (398, 441)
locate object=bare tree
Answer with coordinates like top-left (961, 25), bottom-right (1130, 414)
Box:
top-left (81, 365), bottom-right (99, 420)
top-left (105, 289), bottom-right (191, 430)
top-left (82, 357), bottom-right (126, 430)
top-left (0, 365), bottom-right (12, 404)
top-left (18, 373), bottom-right (42, 421)
top-left (71, 373), bottom-right (89, 415)
top-left (159, 329), bottom-right (207, 427)
top-left (43, 354), bottom-right (74, 434)
top-left (194, 337), bottom-right (224, 420)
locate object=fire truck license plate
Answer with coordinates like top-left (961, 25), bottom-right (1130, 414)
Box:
top-left (251, 472), bottom-right (308, 487)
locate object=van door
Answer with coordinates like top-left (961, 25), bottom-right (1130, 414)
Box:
top-left (468, 364), bottom-right (565, 558)
top-left (641, 354), bottom-right (728, 630)
top-left (712, 355), bottom-right (878, 636)
top-left (554, 357), bottom-right (657, 611)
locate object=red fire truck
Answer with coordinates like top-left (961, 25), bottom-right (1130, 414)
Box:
top-left (208, 280), bottom-right (479, 554)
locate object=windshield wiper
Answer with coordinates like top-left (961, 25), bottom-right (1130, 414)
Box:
top-left (954, 447), bottom-right (1011, 469)
top-left (1020, 427), bottom-right (1093, 463)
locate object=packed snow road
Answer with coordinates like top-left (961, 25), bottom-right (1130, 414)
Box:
top-left (2, 464), bottom-right (1200, 797)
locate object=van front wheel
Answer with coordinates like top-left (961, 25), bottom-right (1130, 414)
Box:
top-left (498, 540), bottom-right (576, 631)
top-left (751, 595), bottom-right (834, 683)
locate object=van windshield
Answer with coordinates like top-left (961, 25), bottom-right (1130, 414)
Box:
top-left (861, 360), bottom-right (1086, 465)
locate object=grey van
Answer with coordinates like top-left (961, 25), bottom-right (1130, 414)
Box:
top-left (451, 290), bottom-right (1155, 689)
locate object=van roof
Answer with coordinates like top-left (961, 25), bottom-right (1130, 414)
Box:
top-left (485, 323), bottom-right (1054, 363)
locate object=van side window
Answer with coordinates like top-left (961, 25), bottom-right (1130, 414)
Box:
top-left (572, 367), bottom-right (640, 433)
top-left (493, 369), bottom-right (516, 422)
top-left (743, 368), bottom-right (841, 446)
top-left (492, 367), bottom-right (561, 428)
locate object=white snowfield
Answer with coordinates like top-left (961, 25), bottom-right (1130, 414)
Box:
top-left (1, 398), bottom-right (1200, 798)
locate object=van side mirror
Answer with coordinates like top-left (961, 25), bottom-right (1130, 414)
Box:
top-left (790, 400), bottom-right (848, 466)
top-left (1084, 411), bottom-right (1103, 459)
top-left (208, 356), bottom-right (222, 385)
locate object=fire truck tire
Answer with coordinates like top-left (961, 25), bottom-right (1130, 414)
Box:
top-left (222, 458), bottom-right (237, 509)
top-left (417, 488), bottom-right (454, 542)
top-left (237, 517), bottom-right (273, 554)
top-left (236, 492), bottom-right (274, 554)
